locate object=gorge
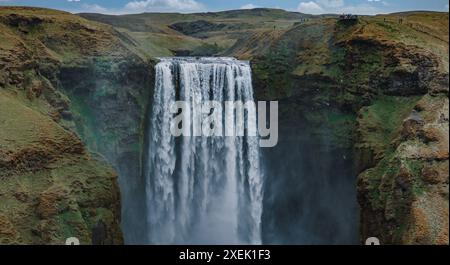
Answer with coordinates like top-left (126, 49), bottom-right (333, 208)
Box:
top-left (0, 7), bottom-right (448, 245)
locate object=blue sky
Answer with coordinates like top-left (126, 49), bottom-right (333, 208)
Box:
top-left (0, 0), bottom-right (449, 15)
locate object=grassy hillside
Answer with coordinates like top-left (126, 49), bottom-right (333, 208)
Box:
top-left (79, 8), bottom-right (313, 57)
top-left (0, 7), bottom-right (148, 61)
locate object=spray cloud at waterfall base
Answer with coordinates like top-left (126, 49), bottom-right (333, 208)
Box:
top-left (144, 57), bottom-right (275, 244)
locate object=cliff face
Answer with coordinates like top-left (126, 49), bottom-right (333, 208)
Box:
top-left (358, 94), bottom-right (449, 244)
top-left (0, 7), bottom-right (448, 245)
top-left (0, 91), bottom-right (122, 244)
top-left (0, 7), bottom-right (153, 244)
top-left (58, 56), bottom-right (153, 244)
top-left (248, 12), bottom-right (449, 245)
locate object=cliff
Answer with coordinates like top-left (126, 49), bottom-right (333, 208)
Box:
top-left (0, 7), bottom-right (152, 244)
top-left (0, 6), bottom-right (448, 245)
top-left (245, 12), bottom-right (449, 244)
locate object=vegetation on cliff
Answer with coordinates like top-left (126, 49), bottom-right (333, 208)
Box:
top-left (228, 11), bottom-right (449, 244)
top-left (0, 7), bottom-right (145, 244)
top-left (0, 6), bottom-right (448, 244)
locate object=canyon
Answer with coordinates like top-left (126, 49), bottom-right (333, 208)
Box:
top-left (0, 7), bottom-right (448, 245)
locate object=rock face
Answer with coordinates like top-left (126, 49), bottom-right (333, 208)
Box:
top-left (348, 15), bottom-right (449, 244)
top-left (358, 95), bottom-right (449, 244)
top-left (58, 58), bottom-right (153, 244)
top-left (0, 90), bottom-right (122, 244)
top-left (247, 12), bottom-right (449, 245)
top-left (0, 7), bottom-right (154, 244)
top-left (358, 94), bottom-right (449, 244)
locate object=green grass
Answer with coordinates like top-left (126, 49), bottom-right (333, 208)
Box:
top-left (70, 93), bottom-right (100, 150)
top-left (405, 158), bottom-right (427, 196)
top-left (360, 96), bottom-right (421, 149)
top-left (57, 210), bottom-right (86, 239)
top-left (127, 31), bottom-right (204, 57)
top-left (357, 95), bottom-right (422, 211)
top-left (362, 150), bottom-right (398, 209)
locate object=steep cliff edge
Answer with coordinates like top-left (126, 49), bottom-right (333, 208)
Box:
top-left (0, 91), bottom-right (122, 244)
top-left (0, 7), bottom-right (152, 244)
top-left (245, 12), bottom-right (448, 244)
top-left (358, 94), bottom-right (448, 244)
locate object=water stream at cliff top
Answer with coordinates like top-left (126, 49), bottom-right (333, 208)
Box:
top-left (144, 57), bottom-right (263, 244)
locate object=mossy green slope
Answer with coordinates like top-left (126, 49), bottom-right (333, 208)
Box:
top-left (242, 12), bottom-right (448, 244)
top-left (0, 7), bottom-right (144, 244)
top-left (0, 90), bottom-right (122, 244)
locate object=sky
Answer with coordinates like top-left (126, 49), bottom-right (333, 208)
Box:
top-left (0, 0), bottom-right (449, 15)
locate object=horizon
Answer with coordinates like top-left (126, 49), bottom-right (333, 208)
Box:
top-left (0, 5), bottom-right (449, 16)
top-left (0, 0), bottom-right (449, 15)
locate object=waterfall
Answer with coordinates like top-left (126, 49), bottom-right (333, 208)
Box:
top-left (144, 57), bottom-right (263, 245)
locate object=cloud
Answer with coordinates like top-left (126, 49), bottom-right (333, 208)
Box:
top-left (240, 4), bottom-right (259, 10)
top-left (297, 0), bottom-right (383, 15)
top-left (64, 0), bottom-right (205, 14)
top-left (81, 3), bottom-right (108, 13)
top-left (124, 0), bottom-right (204, 13)
top-left (297, 1), bottom-right (324, 14)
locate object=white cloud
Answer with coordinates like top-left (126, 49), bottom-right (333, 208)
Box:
top-left (81, 3), bottom-right (108, 13)
top-left (64, 0), bottom-right (204, 14)
top-left (297, 0), bottom-right (383, 15)
top-left (240, 4), bottom-right (259, 10)
top-left (446, 4), bottom-right (449, 11)
top-left (124, 0), bottom-right (204, 12)
top-left (297, 1), bottom-right (324, 14)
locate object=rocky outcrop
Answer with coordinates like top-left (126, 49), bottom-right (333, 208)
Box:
top-left (351, 13), bottom-right (449, 244)
top-left (0, 7), bottom-right (152, 244)
top-left (0, 91), bottom-right (122, 244)
top-left (58, 58), bottom-right (154, 244)
top-left (357, 92), bottom-right (449, 244)
top-left (249, 12), bottom-right (448, 245)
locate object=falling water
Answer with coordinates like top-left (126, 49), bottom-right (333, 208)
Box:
top-left (144, 57), bottom-right (263, 245)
